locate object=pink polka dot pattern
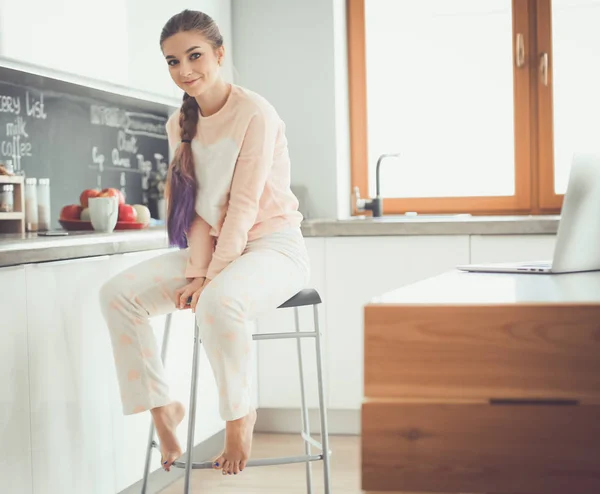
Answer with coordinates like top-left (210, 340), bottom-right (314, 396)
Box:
top-left (120, 334), bottom-right (133, 346)
top-left (141, 348), bottom-right (153, 359)
top-left (128, 370), bottom-right (141, 381)
top-left (153, 276), bottom-right (163, 283)
top-left (223, 331), bottom-right (237, 342)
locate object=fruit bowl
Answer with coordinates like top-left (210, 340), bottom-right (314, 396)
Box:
top-left (59, 219), bottom-right (149, 231)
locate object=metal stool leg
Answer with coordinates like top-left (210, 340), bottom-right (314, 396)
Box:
top-left (295, 307), bottom-right (313, 494)
top-left (184, 318), bottom-right (202, 494)
top-left (141, 313), bottom-right (172, 494)
top-left (313, 304), bottom-right (332, 493)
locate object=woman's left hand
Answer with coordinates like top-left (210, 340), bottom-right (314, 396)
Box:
top-left (174, 277), bottom-right (210, 313)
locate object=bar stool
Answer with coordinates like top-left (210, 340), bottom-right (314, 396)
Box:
top-left (141, 288), bottom-right (332, 494)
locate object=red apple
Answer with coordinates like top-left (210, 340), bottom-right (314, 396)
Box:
top-left (79, 188), bottom-right (100, 208)
top-left (60, 204), bottom-right (83, 221)
top-left (118, 203), bottom-right (138, 222)
top-left (99, 187), bottom-right (125, 205)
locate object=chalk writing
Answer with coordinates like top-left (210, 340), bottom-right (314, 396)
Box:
top-left (26, 92), bottom-right (47, 119)
top-left (112, 148), bottom-right (131, 168)
top-left (0, 95), bottom-right (20, 114)
top-left (91, 105), bottom-right (167, 140)
top-left (118, 130), bottom-right (138, 154)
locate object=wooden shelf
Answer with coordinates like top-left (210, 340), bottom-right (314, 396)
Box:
top-left (0, 175), bottom-right (25, 233)
top-left (0, 212), bottom-right (24, 220)
top-left (0, 175), bottom-right (24, 184)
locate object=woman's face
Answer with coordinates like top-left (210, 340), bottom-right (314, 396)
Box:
top-left (162, 30), bottom-right (224, 97)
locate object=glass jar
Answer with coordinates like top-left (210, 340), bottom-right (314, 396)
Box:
top-left (37, 178), bottom-right (51, 231)
top-left (0, 184), bottom-right (14, 212)
top-left (25, 177), bottom-right (38, 232)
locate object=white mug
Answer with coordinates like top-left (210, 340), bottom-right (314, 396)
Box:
top-left (88, 196), bottom-right (119, 233)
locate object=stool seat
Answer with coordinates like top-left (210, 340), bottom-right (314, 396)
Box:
top-left (278, 288), bottom-right (322, 308)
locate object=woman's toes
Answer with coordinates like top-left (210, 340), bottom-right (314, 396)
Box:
top-left (233, 461), bottom-right (240, 474)
top-left (213, 455), bottom-right (224, 470)
top-left (221, 460), bottom-right (230, 475)
top-left (240, 459), bottom-right (247, 471)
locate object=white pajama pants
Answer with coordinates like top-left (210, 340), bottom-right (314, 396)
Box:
top-left (99, 227), bottom-right (310, 421)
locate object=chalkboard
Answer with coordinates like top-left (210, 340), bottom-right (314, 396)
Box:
top-left (0, 64), bottom-right (176, 228)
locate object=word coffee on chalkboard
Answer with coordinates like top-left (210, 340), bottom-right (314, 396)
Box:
top-left (0, 64), bottom-right (174, 227)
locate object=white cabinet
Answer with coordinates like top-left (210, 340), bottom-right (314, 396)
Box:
top-left (325, 236), bottom-right (470, 410)
top-left (0, 265), bottom-right (32, 494)
top-left (470, 235), bottom-right (557, 264)
top-left (25, 255), bottom-right (118, 494)
top-left (0, 0), bottom-right (130, 86)
top-left (0, 0), bottom-right (233, 98)
top-left (256, 237), bottom-right (327, 409)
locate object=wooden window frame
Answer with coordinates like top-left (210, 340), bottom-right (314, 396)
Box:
top-left (347, 0), bottom-right (562, 216)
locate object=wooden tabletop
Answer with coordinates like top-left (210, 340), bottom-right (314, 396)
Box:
top-left (369, 269), bottom-right (600, 306)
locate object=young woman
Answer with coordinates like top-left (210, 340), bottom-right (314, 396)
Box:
top-left (99, 9), bottom-right (309, 477)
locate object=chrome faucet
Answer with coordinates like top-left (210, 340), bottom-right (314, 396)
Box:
top-left (353, 153), bottom-right (400, 217)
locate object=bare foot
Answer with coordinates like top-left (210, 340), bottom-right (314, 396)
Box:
top-left (213, 407), bottom-right (257, 475)
top-left (151, 401), bottom-right (185, 472)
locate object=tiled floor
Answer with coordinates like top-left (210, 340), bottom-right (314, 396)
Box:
top-left (160, 433), bottom-right (361, 493)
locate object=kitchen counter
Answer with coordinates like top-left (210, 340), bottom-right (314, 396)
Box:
top-left (300, 214), bottom-right (559, 236)
top-left (0, 215), bottom-right (560, 268)
top-left (0, 227), bottom-right (170, 267)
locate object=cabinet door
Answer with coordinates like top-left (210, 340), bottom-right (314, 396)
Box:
top-left (470, 235), bottom-right (557, 264)
top-left (325, 236), bottom-right (470, 410)
top-left (256, 237), bottom-right (327, 409)
top-left (0, 265), bottom-right (33, 494)
top-left (25, 255), bottom-right (118, 494)
top-left (0, 0), bottom-right (129, 86)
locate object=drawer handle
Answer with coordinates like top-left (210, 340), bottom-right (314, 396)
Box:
top-left (490, 398), bottom-right (579, 406)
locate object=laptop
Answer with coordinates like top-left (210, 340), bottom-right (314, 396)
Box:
top-left (457, 152), bottom-right (600, 274)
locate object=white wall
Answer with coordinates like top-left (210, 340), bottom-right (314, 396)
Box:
top-left (231, 0), bottom-right (351, 219)
top-left (0, 0), bottom-right (233, 100)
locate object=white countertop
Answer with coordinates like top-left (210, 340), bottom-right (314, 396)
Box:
top-left (371, 269), bottom-right (600, 305)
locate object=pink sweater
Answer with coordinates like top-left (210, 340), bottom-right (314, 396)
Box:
top-left (165, 84), bottom-right (303, 280)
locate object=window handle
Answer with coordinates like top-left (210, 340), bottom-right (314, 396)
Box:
top-left (515, 33), bottom-right (526, 68)
top-left (540, 52), bottom-right (549, 86)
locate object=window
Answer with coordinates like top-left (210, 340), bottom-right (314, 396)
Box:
top-left (347, 0), bottom-right (600, 215)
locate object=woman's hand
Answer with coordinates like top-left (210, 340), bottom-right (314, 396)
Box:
top-left (174, 277), bottom-right (207, 313)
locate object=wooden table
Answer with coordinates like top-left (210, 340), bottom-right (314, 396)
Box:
top-left (362, 270), bottom-right (600, 494)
